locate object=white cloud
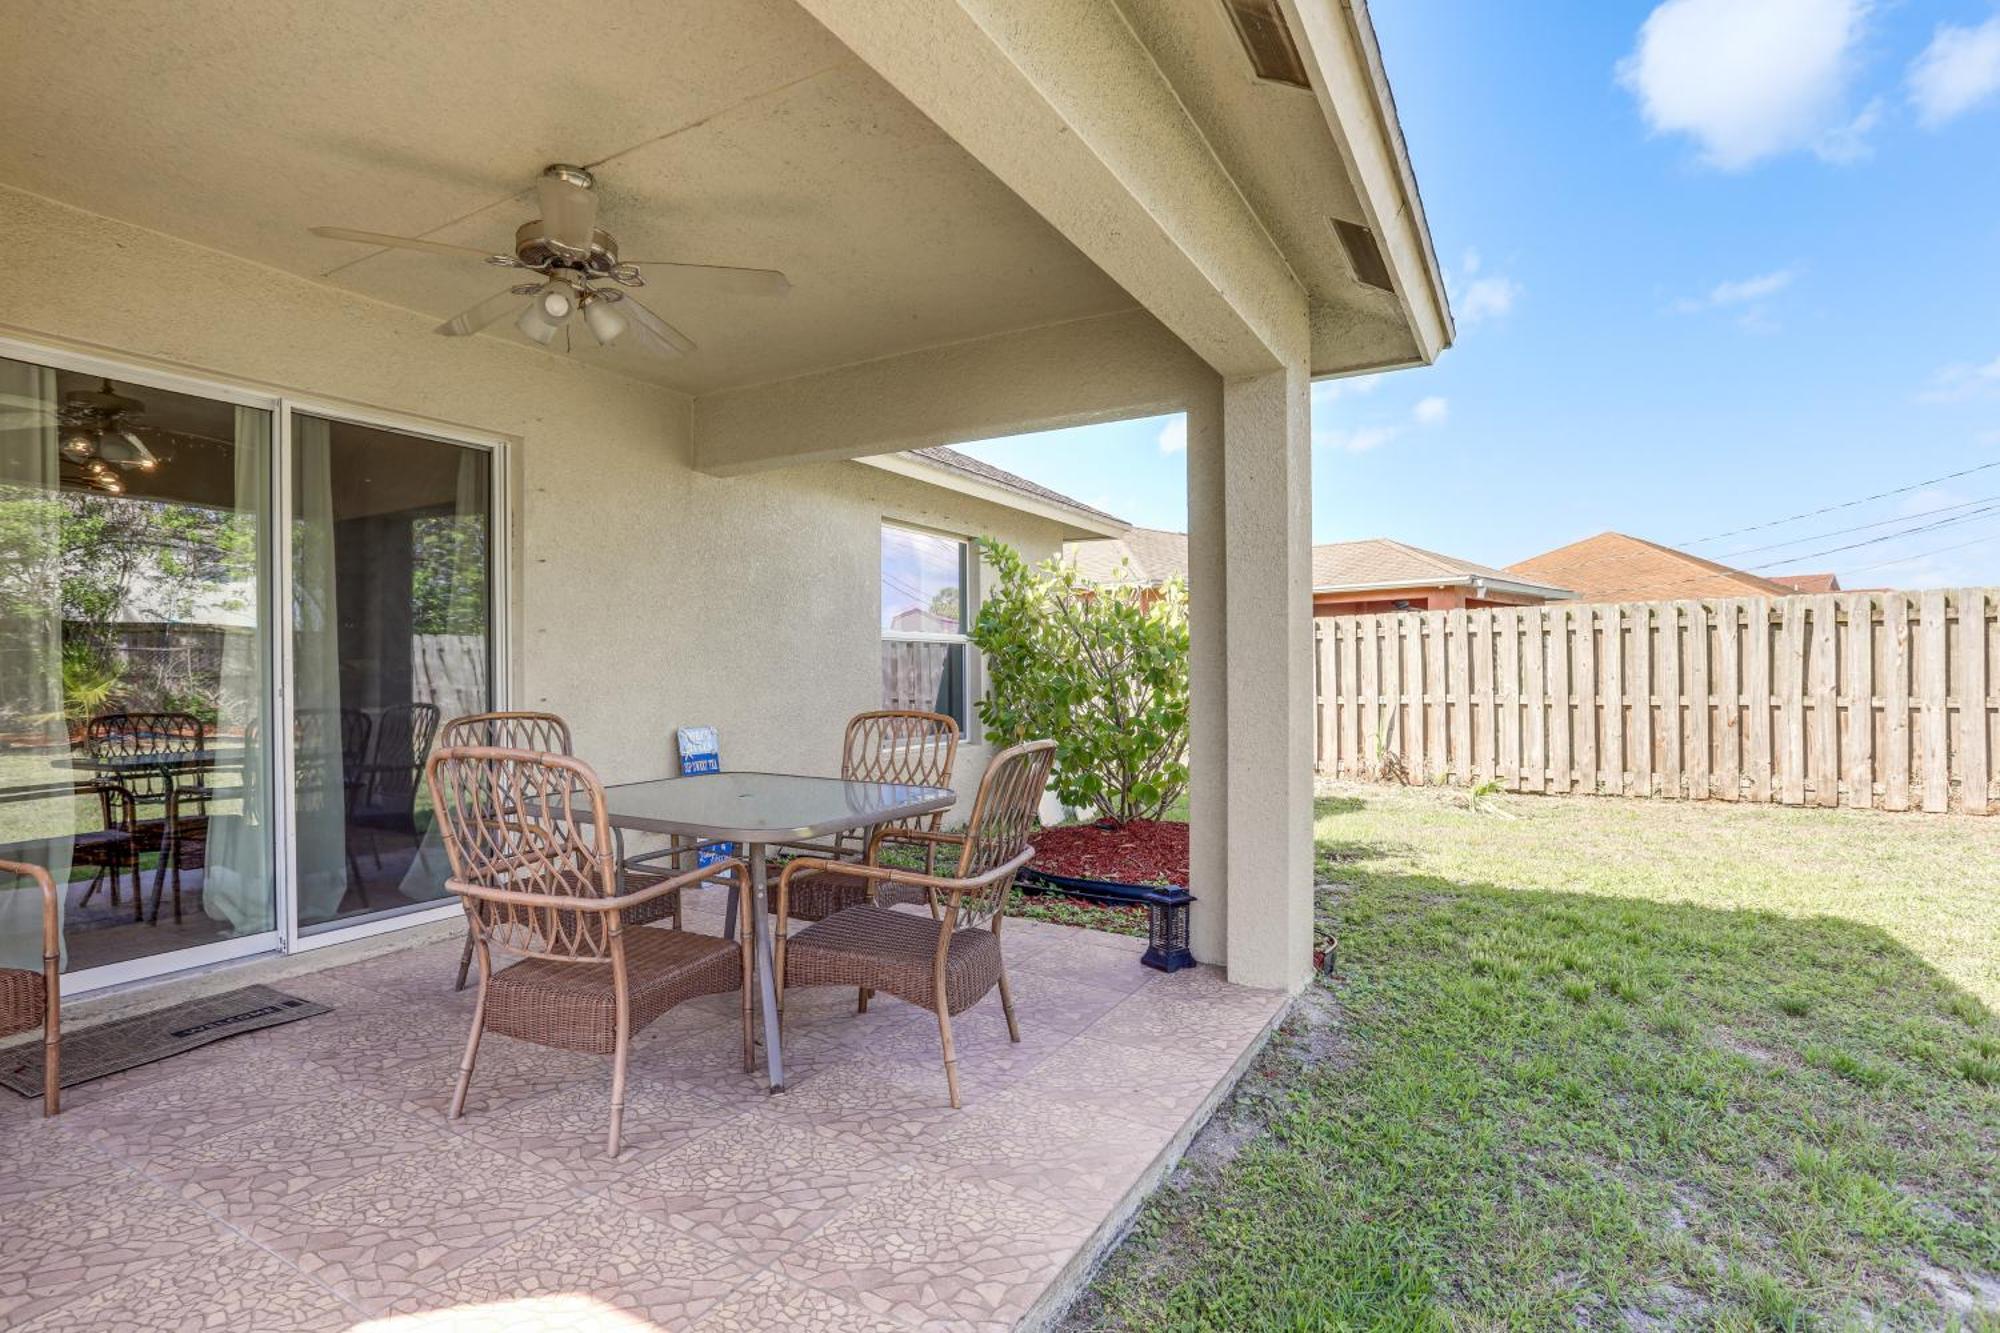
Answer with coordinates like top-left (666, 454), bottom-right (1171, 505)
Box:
top-left (1462, 248), bottom-right (1483, 276)
top-left (1617, 0), bottom-right (1872, 170)
top-left (1909, 15), bottom-right (2000, 127)
top-left (1412, 396), bottom-right (1450, 427)
top-left (1458, 275), bottom-right (1522, 324)
top-left (1918, 353), bottom-right (2000, 404)
top-left (1156, 417), bottom-right (1186, 455)
top-left (1677, 268), bottom-right (1797, 312)
top-left (1316, 425), bottom-right (1401, 454)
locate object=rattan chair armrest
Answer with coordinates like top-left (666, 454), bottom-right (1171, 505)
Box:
top-left (448, 856), bottom-right (743, 916)
top-left (0, 860), bottom-right (60, 956)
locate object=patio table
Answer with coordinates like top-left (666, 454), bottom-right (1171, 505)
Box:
top-left (588, 770), bottom-right (956, 1092)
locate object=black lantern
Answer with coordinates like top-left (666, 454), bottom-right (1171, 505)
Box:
top-left (1138, 886), bottom-right (1196, 973)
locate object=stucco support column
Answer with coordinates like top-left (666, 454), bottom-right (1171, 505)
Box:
top-left (1216, 350), bottom-right (1315, 993)
top-left (1184, 382), bottom-right (1226, 967)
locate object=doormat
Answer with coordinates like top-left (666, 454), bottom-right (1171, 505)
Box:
top-left (0, 984), bottom-right (330, 1098)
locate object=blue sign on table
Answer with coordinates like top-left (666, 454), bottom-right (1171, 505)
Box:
top-left (676, 726), bottom-right (733, 863)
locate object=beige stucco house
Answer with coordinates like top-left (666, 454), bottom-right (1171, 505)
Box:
top-left (0, 0), bottom-right (1450, 998)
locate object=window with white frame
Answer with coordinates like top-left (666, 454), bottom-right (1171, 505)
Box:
top-left (879, 523), bottom-right (971, 730)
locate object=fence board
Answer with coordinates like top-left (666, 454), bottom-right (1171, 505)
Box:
top-left (1921, 590), bottom-right (1949, 813)
top-left (1631, 604), bottom-right (1653, 796)
top-left (1602, 604), bottom-right (1625, 795)
top-left (1716, 600), bottom-right (1741, 801)
top-left (1844, 593), bottom-right (1874, 809)
top-left (1314, 588), bottom-right (1998, 815)
top-left (1962, 589), bottom-right (1990, 814)
top-left (1522, 607), bottom-right (1547, 794)
top-left (1497, 609), bottom-right (1521, 788)
top-left (1883, 593), bottom-right (1911, 811)
top-left (1686, 601), bottom-right (1711, 800)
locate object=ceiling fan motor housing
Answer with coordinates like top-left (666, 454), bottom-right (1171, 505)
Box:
top-left (513, 220), bottom-right (626, 277)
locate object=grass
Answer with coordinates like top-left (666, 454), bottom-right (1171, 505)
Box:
top-left (1069, 785), bottom-right (2000, 1331)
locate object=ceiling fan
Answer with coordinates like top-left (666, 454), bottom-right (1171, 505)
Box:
top-left (309, 164), bottom-right (789, 358)
top-left (57, 379), bottom-right (160, 495)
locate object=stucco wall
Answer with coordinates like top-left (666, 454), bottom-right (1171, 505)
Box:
top-left (0, 185), bottom-right (1066, 810)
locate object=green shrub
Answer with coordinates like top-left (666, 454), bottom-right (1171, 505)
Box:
top-left (969, 538), bottom-right (1189, 822)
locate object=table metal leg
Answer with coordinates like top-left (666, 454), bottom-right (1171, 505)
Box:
top-left (748, 843), bottom-right (785, 1092)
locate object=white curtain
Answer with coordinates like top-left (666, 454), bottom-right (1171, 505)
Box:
top-left (201, 406), bottom-right (275, 932)
top-left (0, 357), bottom-right (74, 970)
top-left (290, 416), bottom-right (351, 924)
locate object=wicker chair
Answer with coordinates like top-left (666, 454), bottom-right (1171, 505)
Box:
top-left (426, 745), bottom-right (753, 1156)
top-left (783, 709), bottom-right (960, 924)
top-left (440, 712), bottom-right (688, 990)
top-left (84, 712), bottom-right (210, 925)
top-left (776, 738), bottom-right (1055, 1108)
top-left (0, 860), bottom-right (62, 1115)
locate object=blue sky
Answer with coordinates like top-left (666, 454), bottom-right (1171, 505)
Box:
top-left (959, 0), bottom-right (2000, 588)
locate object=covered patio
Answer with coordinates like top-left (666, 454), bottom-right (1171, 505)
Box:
top-left (1, 893), bottom-right (1284, 1330)
top-left (0, 0), bottom-right (1447, 1326)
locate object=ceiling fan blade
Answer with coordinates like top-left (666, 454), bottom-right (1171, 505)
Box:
top-left (619, 295), bottom-right (698, 357)
top-left (310, 226), bottom-right (503, 260)
top-left (536, 171), bottom-right (598, 256)
top-left (621, 261), bottom-right (790, 297)
top-left (436, 286), bottom-right (528, 338)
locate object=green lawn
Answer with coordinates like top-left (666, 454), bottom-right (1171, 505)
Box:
top-left (1068, 785), bottom-right (2000, 1331)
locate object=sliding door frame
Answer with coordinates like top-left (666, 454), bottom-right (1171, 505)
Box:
top-left (274, 397), bottom-right (510, 956)
top-left (0, 335), bottom-right (286, 995)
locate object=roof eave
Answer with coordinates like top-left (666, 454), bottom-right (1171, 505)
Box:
top-left (856, 454), bottom-right (1130, 539)
top-left (1312, 575), bottom-right (1576, 600)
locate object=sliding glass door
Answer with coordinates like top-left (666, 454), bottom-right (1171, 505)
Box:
top-left (0, 350), bottom-right (276, 983)
top-left (289, 412), bottom-right (495, 934)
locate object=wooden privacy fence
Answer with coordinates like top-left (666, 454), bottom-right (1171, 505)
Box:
top-left (1314, 590), bottom-right (1999, 814)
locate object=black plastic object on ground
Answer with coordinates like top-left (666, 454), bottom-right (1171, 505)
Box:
top-left (1017, 867), bottom-right (1196, 972)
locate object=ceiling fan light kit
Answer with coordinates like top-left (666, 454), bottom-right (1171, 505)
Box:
top-left (309, 163), bottom-right (789, 363)
top-left (53, 379), bottom-right (165, 492)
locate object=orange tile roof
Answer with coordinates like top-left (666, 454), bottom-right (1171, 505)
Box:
top-left (1505, 532), bottom-right (1793, 603)
top-left (1768, 571), bottom-right (1841, 593)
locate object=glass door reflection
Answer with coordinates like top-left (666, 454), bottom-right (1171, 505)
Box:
top-left (290, 413), bottom-right (492, 932)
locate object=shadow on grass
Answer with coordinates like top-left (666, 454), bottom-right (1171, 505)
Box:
top-left (1071, 838), bottom-right (2000, 1333)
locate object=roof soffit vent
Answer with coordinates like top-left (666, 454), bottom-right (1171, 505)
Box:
top-left (1221, 0), bottom-right (1312, 89)
top-left (1331, 217), bottom-right (1396, 293)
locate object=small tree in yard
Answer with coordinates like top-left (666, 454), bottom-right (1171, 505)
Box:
top-left (970, 538), bottom-right (1189, 823)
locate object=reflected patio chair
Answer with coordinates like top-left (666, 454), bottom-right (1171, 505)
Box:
top-left (0, 859), bottom-right (62, 1114)
top-left (781, 709), bottom-right (960, 923)
top-left (441, 712), bottom-right (690, 990)
top-left (426, 746), bottom-right (752, 1156)
top-left (294, 707), bottom-right (372, 903)
top-left (84, 712), bottom-right (210, 925)
top-left (73, 780), bottom-right (141, 922)
top-left (353, 702), bottom-right (441, 856)
top-left (776, 738), bottom-right (1054, 1108)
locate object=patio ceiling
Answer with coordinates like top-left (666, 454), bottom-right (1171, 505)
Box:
top-left (0, 0), bottom-right (1442, 401)
top-left (0, 0), bottom-right (1137, 397)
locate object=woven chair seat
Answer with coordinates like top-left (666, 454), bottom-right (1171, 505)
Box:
top-left (784, 904), bottom-right (1002, 1017)
top-left (485, 928), bottom-right (741, 1055)
top-left (0, 969), bottom-right (45, 1041)
top-left (783, 867), bottom-right (871, 923)
top-left (619, 869), bottom-right (685, 928)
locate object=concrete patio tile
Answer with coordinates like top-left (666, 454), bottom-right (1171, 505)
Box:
top-left (149, 1095), bottom-right (454, 1219)
top-left (601, 1106), bottom-right (915, 1264)
top-left (776, 1174), bottom-right (1095, 1329)
top-left (11, 1229), bottom-right (359, 1332)
top-left (240, 1141), bottom-right (580, 1313)
top-left (390, 1193), bottom-right (754, 1330)
top-left (688, 1268), bottom-right (908, 1332)
top-left (3, 926), bottom-right (1285, 1331)
top-left (0, 1171), bottom-right (234, 1325)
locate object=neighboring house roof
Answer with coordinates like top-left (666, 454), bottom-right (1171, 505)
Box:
top-left (1065, 527), bottom-right (1192, 586)
top-left (1065, 531), bottom-right (1574, 600)
top-left (1506, 532), bottom-right (1794, 603)
top-left (1769, 572), bottom-right (1841, 593)
top-left (859, 446), bottom-right (1127, 539)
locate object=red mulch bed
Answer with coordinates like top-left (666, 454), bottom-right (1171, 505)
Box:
top-left (1029, 818), bottom-right (1189, 887)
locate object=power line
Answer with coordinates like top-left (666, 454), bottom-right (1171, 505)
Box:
top-left (1713, 492), bottom-right (2000, 561)
top-left (1840, 528), bottom-right (2000, 577)
top-left (1751, 505), bottom-right (2000, 570)
top-left (1678, 457), bottom-right (2000, 546)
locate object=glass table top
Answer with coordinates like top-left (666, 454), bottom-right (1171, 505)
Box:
top-left (590, 770), bottom-right (957, 841)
